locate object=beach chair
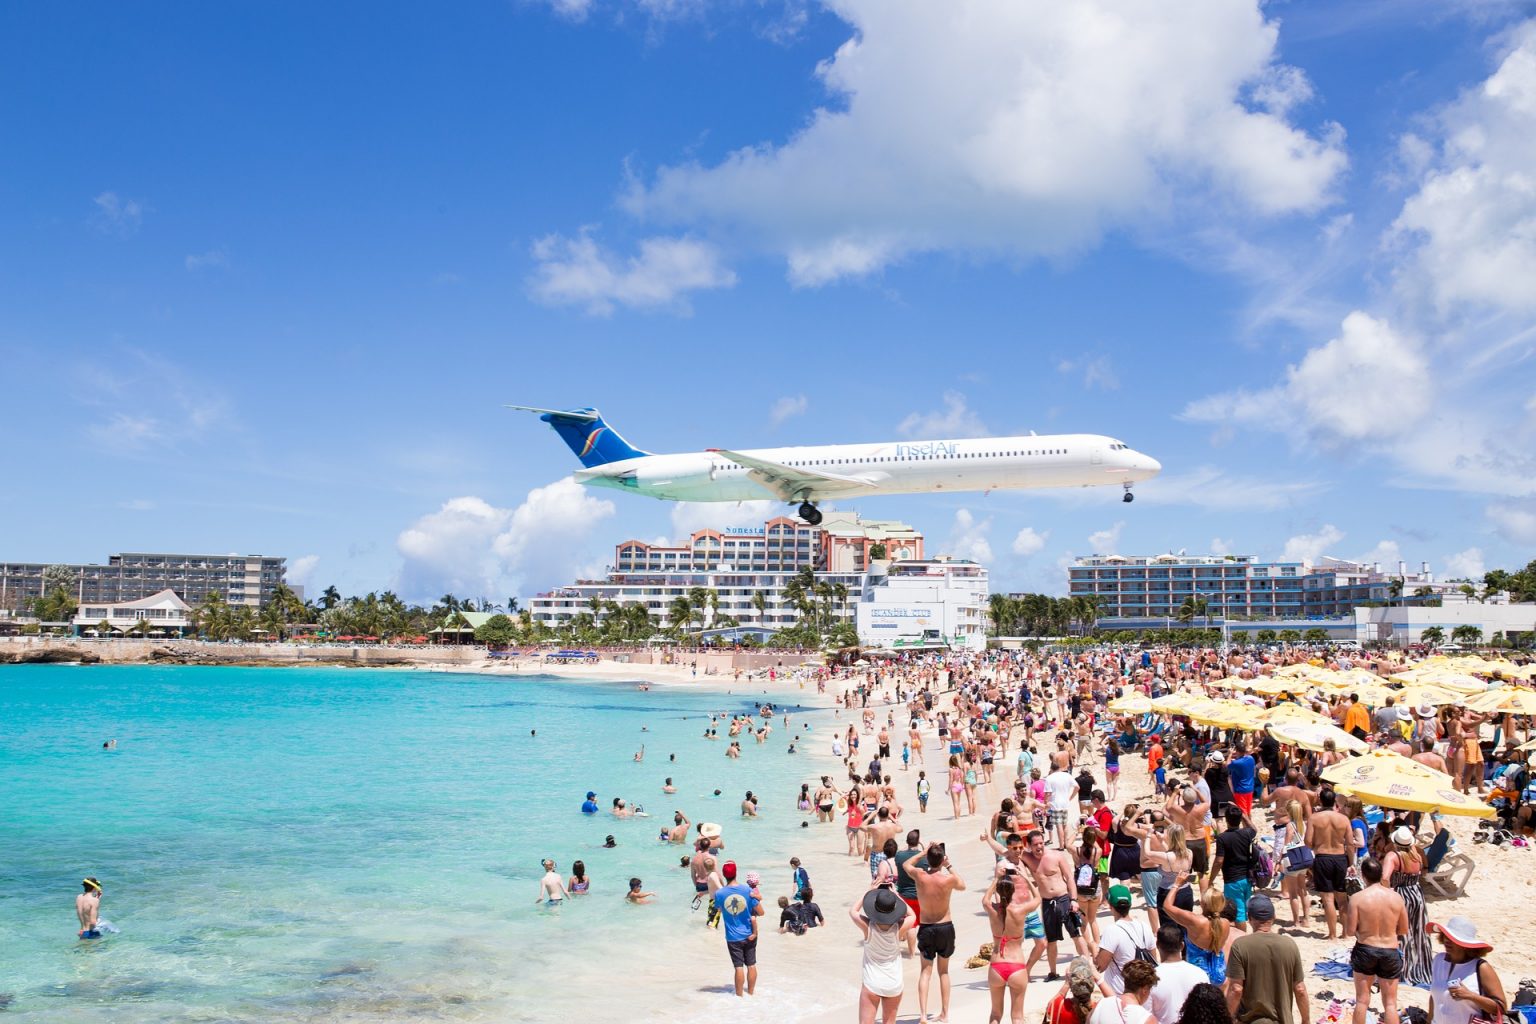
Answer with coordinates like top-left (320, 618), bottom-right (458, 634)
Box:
top-left (1421, 828), bottom-right (1475, 899)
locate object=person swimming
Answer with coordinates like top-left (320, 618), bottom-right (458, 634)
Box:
top-left (581, 791), bottom-right (599, 814)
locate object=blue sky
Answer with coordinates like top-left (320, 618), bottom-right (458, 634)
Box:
top-left (3, 0), bottom-right (1535, 604)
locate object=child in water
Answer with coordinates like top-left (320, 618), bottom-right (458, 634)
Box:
top-left (626, 878), bottom-right (654, 904)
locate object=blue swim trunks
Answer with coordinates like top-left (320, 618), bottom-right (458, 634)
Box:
top-left (1223, 878), bottom-right (1252, 922)
top-left (1024, 910), bottom-right (1045, 940)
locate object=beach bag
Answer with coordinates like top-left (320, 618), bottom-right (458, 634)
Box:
top-left (1248, 832), bottom-right (1275, 889)
top-left (1284, 845), bottom-right (1315, 872)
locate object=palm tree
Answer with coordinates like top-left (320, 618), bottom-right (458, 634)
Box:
top-left (988, 593), bottom-right (1013, 637)
top-left (1176, 595), bottom-right (1209, 624)
top-left (832, 582), bottom-right (849, 625)
top-left (507, 597), bottom-right (520, 615)
top-left (320, 585), bottom-right (342, 611)
top-left (667, 596), bottom-right (693, 636)
top-left (751, 591), bottom-right (768, 633)
top-left (1388, 578), bottom-right (1405, 607)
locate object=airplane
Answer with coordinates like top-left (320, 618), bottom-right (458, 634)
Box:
top-left (509, 405), bottom-right (1161, 526)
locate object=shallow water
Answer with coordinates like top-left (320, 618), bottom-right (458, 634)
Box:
top-left (0, 665), bottom-right (836, 1022)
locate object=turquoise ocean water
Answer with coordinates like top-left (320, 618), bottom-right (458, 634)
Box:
top-left (0, 665), bottom-right (834, 1022)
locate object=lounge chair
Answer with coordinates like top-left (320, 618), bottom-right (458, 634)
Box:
top-left (1421, 827), bottom-right (1475, 899)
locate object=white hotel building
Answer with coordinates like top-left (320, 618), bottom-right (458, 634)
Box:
top-left (529, 512), bottom-right (923, 632)
top-left (856, 558), bottom-right (990, 651)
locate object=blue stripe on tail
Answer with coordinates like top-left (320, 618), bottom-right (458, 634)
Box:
top-left (541, 408), bottom-right (648, 468)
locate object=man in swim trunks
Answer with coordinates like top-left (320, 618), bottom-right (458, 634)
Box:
top-left (1019, 829), bottom-right (1091, 981)
top-left (904, 842), bottom-right (966, 1023)
top-left (1345, 857), bottom-right (1407, 1024)
top-left (536, 859), bottom-right (567, 904)
top-left (714, 861), bottom-right (762, 996)
top-left (76, 877), bottom-right (102, 938)
top-left (1304, 787), bottom-right (1355, 941)
top-left (894, 830), bottom-right (925, 955)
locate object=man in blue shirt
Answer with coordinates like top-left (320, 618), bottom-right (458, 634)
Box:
top-left (580, 791), bottom-right (599, 814)
top-left (1228, 740), bottom-right (1257, 816)
top-left (713, 861), bottom-right (763, 996)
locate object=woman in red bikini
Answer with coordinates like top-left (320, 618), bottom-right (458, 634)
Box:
top-left (984, 869), bottom-right (1041, 1024)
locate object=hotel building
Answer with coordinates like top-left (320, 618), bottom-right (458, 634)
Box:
top-left (529, 512), bottom-right (923, 632)
top-left (856, 558), bottom-right (989, 651)
top-left (0, 552), bottom-right (287, 616)
top-left (1067, 554), bottom-right (1306, 620)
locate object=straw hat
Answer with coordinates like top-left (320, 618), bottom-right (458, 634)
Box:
top-left (699, 822), bottom-right (722, 839)
top-left (1415, 704), bottom-right (1436, 719)
top-left (1391, 826), bottom-right (1415, 846)
top-left (1429, 916), bottom-right (1493, 952)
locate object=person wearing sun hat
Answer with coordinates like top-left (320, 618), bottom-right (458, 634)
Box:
top-left (76, 878), bottom-right (103, 939)
top-left (1428, 916), bottom-right (1507, 1024)
top-left (849, 886), bottom-right (911, 1021)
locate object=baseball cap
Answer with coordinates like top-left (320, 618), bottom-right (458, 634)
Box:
top-left (1107, 883), bottom-right (1133, 910)
top-left (1247, 894), bottom-right (1276, 921)
top-left (722, 860), bottom-right (738, 880)
top-left (585, 791), bottom-right (596, 799)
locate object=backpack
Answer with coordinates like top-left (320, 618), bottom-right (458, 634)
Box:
top-left (1246, 829), bottom-right (1275, 889)
top-left (1117, 922), bottom-right (1157, 966)
top-left (785, 904), bottom-right (808, 936)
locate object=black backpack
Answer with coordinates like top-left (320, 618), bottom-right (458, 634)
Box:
top-left (1118, 922), bottom-right (1157, 966)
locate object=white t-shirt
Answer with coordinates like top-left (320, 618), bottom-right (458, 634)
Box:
top-left (1148, 960), bottom-right (1209, 1024)
top-left (1045, 771), bottom-right (1078, 811)
top-left (1088, 995), bottom-right (1154, 1024)
top-left (1099, 918), bottom-right (1156, 994)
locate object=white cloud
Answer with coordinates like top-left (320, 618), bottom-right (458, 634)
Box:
top-left (287, 555), bottom-right (321, 588)
top-left (621, 0), bottom-right (1344, 284)
top-left (943, 508), bottom-right (993, 563)
top-left (1389, 22), bottom-right (1536, 313)
top-left (1181, 312), bottom-right (1431, 444)
top-left (1056, 355), bottom-right (1120, 391)
top-left (1487, 501), bottom-right (1536, 544)
top-left (1210, 537), bottom-right (1234, 556)
top-left (540, 0), bottom-right (594, 19)
top-left (1280, 523), bottom-right (1344, 565)
top-left (1134, 466), bottom-right (1323, 510)
top-left (669, 500), bottom-right (782, 539)
top-left (769, 394), bottom-right (808, 426)
top-left (185, 249), bottom-right (228, 271)
top-left (1087, 521), bottom-right (1125, 554)
top-left (396, 481), bottom-right (617, 600)
top-left (1011, 527), bottom-right (1048, 557)
top-left (527, 230), bottom-right (736, 315)
top-left (1444, 547), bottom-right (1486, 581)
top-left (896, 390), bottom-right (989, 438)
top-left (1356, 539), bottom-right (1404, 572)
top-left (75, 353), bottom-right (231, 454)
top-left (93, 191), bottom-right (144, 234)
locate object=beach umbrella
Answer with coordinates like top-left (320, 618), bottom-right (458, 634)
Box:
top-left (1243, 675), bottom-right (1311, 696)
top-left (1188, 699), bottom-right (1260, 729)
top-left (1255, 702), bottom-right (1331, 727)
top-left (1150, 692), bottom-right (1198, 714)
top-left (1275, 663), bottom-right (1319, 678)
top-left (1417, 672), bottom-right (1491, 694)
top-left (1394, 683), bottom-right (1463, 708)
top-left (1321, 750), bottom-right (1493, 817)
top-left (1465, 687), bottom-right (1536, 716)
top-left (1107, 694), bottom-right (1153, 715)
top-left (1267, 720), bottom-right (1369, 754)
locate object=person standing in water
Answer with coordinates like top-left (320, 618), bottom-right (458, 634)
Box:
top-left (537, 859), bottom-right (568, 904)
top-left (77, 878), bottom-right (103, 938)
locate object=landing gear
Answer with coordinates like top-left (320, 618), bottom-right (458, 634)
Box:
top-left (797, 501), bottom-right (823, 526)
top-left (1122, 483), bottom-right (1135, 503)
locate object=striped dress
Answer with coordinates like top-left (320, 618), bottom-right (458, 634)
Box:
top-left (1392, 864), bottom-right (1432, 987)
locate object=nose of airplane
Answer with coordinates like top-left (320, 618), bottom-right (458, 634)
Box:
top-left (1137, 452), bottom-right (1162, 478)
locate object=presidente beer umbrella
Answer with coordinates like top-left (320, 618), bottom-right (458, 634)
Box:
top-left (1267, 720), bottom-right (1369, 754)
top-left (1321, 750), bottom-right (1493, 817)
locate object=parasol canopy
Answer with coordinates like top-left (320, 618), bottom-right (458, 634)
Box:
top-left (1321, 750), bottom-right (1493, 817)
top-left (1267, 720), bottom-right (1369, 754)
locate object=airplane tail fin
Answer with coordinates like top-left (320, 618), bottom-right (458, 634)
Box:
top-left (508, 405), bottom-right (649, 468)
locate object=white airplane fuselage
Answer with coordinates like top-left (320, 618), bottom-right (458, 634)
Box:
top-left (573, 433), bottom-right (1161, 503)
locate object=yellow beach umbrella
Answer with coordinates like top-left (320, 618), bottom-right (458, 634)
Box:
top-left (1255, 702), bottom-right (1331, 727)
top-left (1321, 750), bottom-right (1493, 817)
top-left (1394, 683), bottom-right (1463, 708)
top-left (1419, 672), bottom-right (1491, 694)
top-left (1150, 691), bottom-right (1197, 713)
top-left (1334, 668), bottom-right (1388, 687)
top-left (1107, 694), bottom-right (1154, 715)
top-left (1465, 687), bottom-right (1536, 716)
top-left (1243, 675), bottom-right (1310, 696)
top-left (1268, 720), bottom-right (1370, 754)
top-left (1275, 664), bottom-right (1317, 678)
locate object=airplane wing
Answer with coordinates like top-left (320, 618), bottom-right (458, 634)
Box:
top-left (707, 448), bottom-right (880, 502)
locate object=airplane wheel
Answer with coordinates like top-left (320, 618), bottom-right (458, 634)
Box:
top-left (798, 502), bottom-right (823, 525)
top-left (1123, 492), bottom-right (1135, 503)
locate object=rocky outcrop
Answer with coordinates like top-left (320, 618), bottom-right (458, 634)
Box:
top-left (0, 647), bottom-right (102, 664)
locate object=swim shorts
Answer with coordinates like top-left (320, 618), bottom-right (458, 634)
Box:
top-left (1350, 943), bottom-right (1403, 979)
top-left (695, 881), bottom-right (709, 893)
top-left (1223, 879), bottom-right (1252, 921)
top-left (1313, 853), bottom-right (1349, 893)
top-left (918, 921), bottom-right (957, 960)
top-left (1024, 910), bottom-right (1045, 940)
top-left (1040, 894), bottom-right (1082, 942)
top-left (1048, 808), bottom-right (1068, 829)
top-left (1189, 841), bottom-right (1209, 876)
top-left (903, 896), bottom-right (921, 918)
top-left (727, 938), bottom-right (758, 968)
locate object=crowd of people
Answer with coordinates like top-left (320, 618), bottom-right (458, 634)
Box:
top-left (764, 645), bottom-right (1526, 1024)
